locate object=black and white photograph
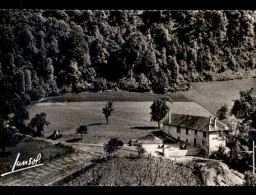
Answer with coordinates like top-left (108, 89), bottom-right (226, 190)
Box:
top-left (1, 1), bottom-right (256, 188)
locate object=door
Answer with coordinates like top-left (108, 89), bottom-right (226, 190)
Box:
top-left (194, 138), bottom-right (196, 147)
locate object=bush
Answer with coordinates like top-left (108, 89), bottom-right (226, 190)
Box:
top-left (244, 171), bottom-right (256, 186)
top-left (104, 138), bottom-right (123, 157)
top-left (118, 77), bottom-right (139, 92)
top-left (209, 145), bottom-right (228, 160)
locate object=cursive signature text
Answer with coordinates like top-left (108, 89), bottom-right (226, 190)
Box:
top-left (1, 153), bottom-right (43, 177)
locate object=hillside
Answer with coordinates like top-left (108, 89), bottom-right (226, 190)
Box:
top-left (179, 77), bottom-right (256, 115)
top-left (1, 10), bottom-right (256, 115)
top-left (61, 157), bottom-right (244, 186)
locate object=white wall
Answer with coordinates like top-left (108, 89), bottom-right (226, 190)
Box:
top-left (163, 124), bottom-right (209, 149)
top-left (208, 131), bottom-right (226, 154)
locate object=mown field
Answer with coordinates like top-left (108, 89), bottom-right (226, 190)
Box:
top-left (41, 91), bottom-right (192, 102)
top-left (26, 101), bottom-right (212, 144)
top-left (179, 78), bottom-right (256, 115)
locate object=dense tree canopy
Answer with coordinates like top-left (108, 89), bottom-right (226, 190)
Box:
top-left (1, 10), bottom-right (256, 115)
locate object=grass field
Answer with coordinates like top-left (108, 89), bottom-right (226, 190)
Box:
top-left (0, 136), bottom-right (74, 178)
top-left (179, 78), bottom-right (256, 115)
top-left (41, 91), bottom-right (192, 103)
top-left (25, 101), bottom-right (212, 144)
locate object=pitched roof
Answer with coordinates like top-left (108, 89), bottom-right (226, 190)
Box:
top-left (162, 113), bottom-right (228, 132)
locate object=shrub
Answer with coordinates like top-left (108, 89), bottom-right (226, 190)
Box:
top-left (209, 145), bottom-right (228, 160)
top-left (104, 138), bottom-right (123, 158)
top-left (136, 144), bottom-right (146, 158)
top-left (244, 171), bottom-right (256, 186)
top-left (28, 112), bottom-right (50, 137)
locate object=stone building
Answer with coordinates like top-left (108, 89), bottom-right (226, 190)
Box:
top-left (161, 112), bottom-right (229, 156)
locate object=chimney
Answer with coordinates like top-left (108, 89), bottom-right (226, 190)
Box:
top-left (168, 111), bottom-right (171, 123)
top-left (214, 117), bottom-right (217, 129)
top-left (209, 117), bottom-right (212, 125)
top-left (209, 117), bottom-right (217, 130)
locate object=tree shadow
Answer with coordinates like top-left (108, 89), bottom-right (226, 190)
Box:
top-left (87, 123), bottom-right (105, 126)
top-left (66, 138), bottom-right (81, 143)
top-left (151, 130), bottom-right (178, 144)
top-left (155, 151), bottom-right (164, 156)
top-left (47, 134), bottom-right (63, 140)
top-left (130, 126), bottom-right (159, 130)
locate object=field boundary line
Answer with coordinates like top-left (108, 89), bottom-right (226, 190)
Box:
top-left (45, 161), bottom-right (94, 186)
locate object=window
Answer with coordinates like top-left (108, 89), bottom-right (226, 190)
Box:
top-left (203, 131), bottom-right (206, 138)
top-left (202, 141), bottom-right (205, 146)
top-left (177, 127), bottom-right (181, 133)
top-left (186, 128), bottom-right (189, 135)
top-left (186, 139), bottom-right (188, 144)
top-left (177, 136), bottom-right (180, 141)
top-left (195, 130), bottom-right (197, 135)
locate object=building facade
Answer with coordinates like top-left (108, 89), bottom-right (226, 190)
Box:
top-left (162, 113), bottom-right (229, 156)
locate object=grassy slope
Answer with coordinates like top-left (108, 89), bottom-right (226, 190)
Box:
top-left (63, 157), bottom-right (203, 186)
top-left (62, 156), bottom-right (244, 186)
top-left (0, 136), bottom-right (75, 181)
top-left (179, 78), bottom-right (256, 115)
top-left (41, 91), bottom-right (192, 102)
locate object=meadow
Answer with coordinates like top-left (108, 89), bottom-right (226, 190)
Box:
top-left (180, 78), bottom-right (256, 115)
top-left (41, 91), bottom-right (192, 102)
top-left (26, 101), bottom-right (212, 145)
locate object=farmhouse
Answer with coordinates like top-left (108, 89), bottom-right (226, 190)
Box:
top-left (161, 112), bottom-right (229, 156)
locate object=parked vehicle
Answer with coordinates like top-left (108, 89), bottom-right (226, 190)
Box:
top-left (128, 139), bottom-right (142, 146)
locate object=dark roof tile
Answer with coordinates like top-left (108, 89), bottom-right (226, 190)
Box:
top-left (163, 113), bottom-right (228, 131)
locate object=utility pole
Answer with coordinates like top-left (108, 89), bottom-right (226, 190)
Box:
top-left (20, 0), bottom-right (22, 9)
top-left (253, 140), bottom-right (255, 175)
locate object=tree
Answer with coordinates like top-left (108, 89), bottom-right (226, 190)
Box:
top-left (138, 73), bottom-right (150, 92)
top-left (150, 70), bottom-right (169, 94)
top-left (103, 138), bottom-right (123, 158)
top-left (231, 88), bottom-right (256, 127)
top-left (13, 106), bottom-right (29, 126)
top-left (0, 119), bottom-right (11, 153)
top-left (216, 104), bottom-right (228, 120)
top-left (28, 112), bottom-right (50, 136)
top-left (102, 100), bottom-right (114, 124)
top-left (150, 97), bottom-right (172, 128)
top-left (67, 22), bottom-right (87, 66)
top-left (119, 32), bottom-right (148, 79)
top-left (12, 106), bottom-right (29, 133)
top-left (76, 125), bottom-right (88, 140)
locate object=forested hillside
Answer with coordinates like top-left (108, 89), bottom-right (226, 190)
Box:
top-left (1, 10), bottom-right (256, 115)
